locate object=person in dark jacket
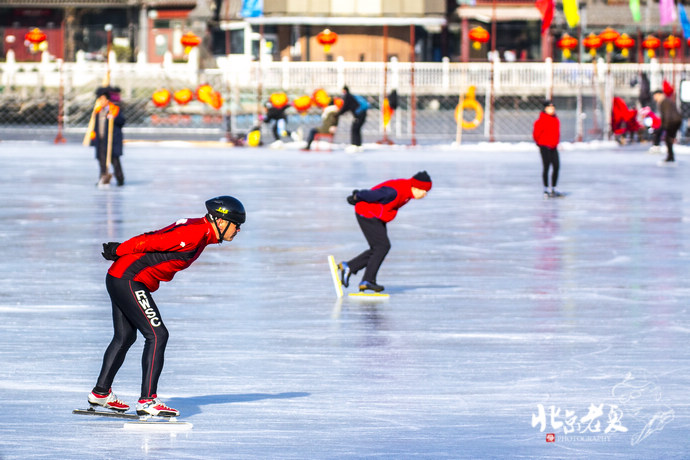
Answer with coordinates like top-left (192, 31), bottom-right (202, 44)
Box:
top-left (653, 90), bottom-right (682, 163)
top-left (91, 86), bottom-right (125, 186)
top-left (532, 100), bottom-right (562, 198)
top-left (302, 103), bottom-right (339, 151)
top-left (338, 171), bottom-right (432, 293)
top-left (336, 86), bottom-right (368, 149)
top-left (263, 101), bottom-right (293, 142)
top-left (87, 196), bottom-right (245, 418)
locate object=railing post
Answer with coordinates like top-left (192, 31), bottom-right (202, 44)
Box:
top-left (54, 58), bottom-right (66, 143)
top-left (336, 56), bottom-right (345, 90)
top-left (281, 56), bottom-right (290, 89)
top-left (2, 49), bottom-right (16, 89)
top-left (545, 57), bottom-right (553, 99)
top-left (442, 56), bottom-right (450, 90)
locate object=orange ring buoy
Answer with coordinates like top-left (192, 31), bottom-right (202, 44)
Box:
top-left (455, 99), bottom-right (483, 130)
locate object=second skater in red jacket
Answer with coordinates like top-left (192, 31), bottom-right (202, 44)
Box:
top-left (337, 171), bottom-right (432, 293)
top-left (533, 100), bottom-right (563, 198)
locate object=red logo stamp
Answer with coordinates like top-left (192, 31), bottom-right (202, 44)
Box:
top-left (546, 433), bottom-right (555, 443)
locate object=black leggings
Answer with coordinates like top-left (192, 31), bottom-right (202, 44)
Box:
top-left (664, 122), bottom-right (681, 161)
top-left (351, 112), bottom-right (367, 146)
top-left (347, 215), bottom-right (391, 284)
top-left (95, 275), bottom-right (169, 399)
top-left (539, 146), bottom-right (560, 188)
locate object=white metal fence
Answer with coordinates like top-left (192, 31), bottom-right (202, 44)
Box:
top-left (1, 53), bottom-right (688, 144)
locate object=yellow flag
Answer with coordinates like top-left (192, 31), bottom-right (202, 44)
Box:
top-left (563, 0), bottom-right (580, 28)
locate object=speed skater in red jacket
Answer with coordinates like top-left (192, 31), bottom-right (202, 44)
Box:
top-left (338, 171), bottom-right (432, 293)
top-left (86, 196), bottom-right (245, 418)
top-left (532, 100), bottom-right (562, 198)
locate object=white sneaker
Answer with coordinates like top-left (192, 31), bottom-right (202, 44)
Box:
top-left (136, 395), bottom-right (179, 417)
top-left (88, 389), bottom-right (130, 412)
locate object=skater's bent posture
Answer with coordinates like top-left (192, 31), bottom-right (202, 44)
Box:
top-left (338, 171), bottom-right (432, 293)
top-left (88, 196), bottom-right (245, 417)
top-left (532, 100), bottom-right (562, 198)
top-left (653, 90), bottom-right (682, 163)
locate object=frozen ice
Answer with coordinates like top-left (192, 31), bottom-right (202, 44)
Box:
top-left (0, 140), bottom-right (689, 459)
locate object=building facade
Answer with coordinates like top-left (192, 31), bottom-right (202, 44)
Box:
top-left (0, 0), bottom-right (685, 65)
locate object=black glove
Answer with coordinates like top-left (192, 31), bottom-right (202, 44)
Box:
top-left (347, 190), bottom-right (360, 205)
top-left (101, 242), bottom-right (121, 261)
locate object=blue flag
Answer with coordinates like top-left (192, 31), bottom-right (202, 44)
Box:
top-left (680, 4), bottom-right (690, 38)
top-left (241, 0), bottom-right (263, 18)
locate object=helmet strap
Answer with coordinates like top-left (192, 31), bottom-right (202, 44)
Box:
top-left (208, 214), bottom-right (229, 244)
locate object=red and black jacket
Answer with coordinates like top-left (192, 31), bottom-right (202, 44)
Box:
top-left (108, 217), bottom-right (219, 292)
top-left (354, 178), bottom-right (414, 223)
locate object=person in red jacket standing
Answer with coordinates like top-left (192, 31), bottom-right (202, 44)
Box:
top-left (532, 100), bottom-right (562, 198)
top-left (86, 196), bottom-right (245, 417)
top-left (338, 171), bottom-right (432, 292)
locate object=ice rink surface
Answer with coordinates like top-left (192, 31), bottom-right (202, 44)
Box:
top-left (1, 140), bottom-right (689, 459)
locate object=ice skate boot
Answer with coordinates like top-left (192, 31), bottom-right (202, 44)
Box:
top-left (136, 395), bottom-right (180, 417)
top-left (359, 281), bottom-right (385, 292)
top-left (338, 262), bottom-right (351, 287)
top-left (88, 389), bottom-right (130, 412)
top-left (549, 190), bottom-right (564, 198)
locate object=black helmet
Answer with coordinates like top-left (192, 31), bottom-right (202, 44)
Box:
top-left (205, 196), bottom-right (246, 225)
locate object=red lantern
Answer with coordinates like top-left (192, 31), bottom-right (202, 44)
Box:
top-left (557, 33), bottom-right (578, 59)
top-left (269, 92), bottom-right (289, 109)
top-left (312, 89), bottom-right (331, 108)
top-left (195, 84), bottom-right (222, 109)
top-left (316, 29), bottom-right (338, 53)
top-left (469, 26), bottom-right (490, 50)
top-left (196, 84), bottom-right (214, 104)
top-left (293, 95), bottom-right (313, 113)
top-left (173, 88), bottom-right (193, 105)
top-left (663, 35), bottom-right (681, 58)
top-left (152, 89), bottom-right (171, 108)
top-left (614, 33), bottom-right (635, 58)
top-left (642, 35), bottom-right (661, 58)
top-left (598, 27), bottom-right (620, 53)
top-left (208, 91), bottom-right (223, 110)
top-left (180, 31), bottom-right (201, 54)
top-left (583, 33), bottom-right (603, 57)
top-left (25, 27), bottom-right (47, 53)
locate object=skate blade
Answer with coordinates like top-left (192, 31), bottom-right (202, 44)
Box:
top-left (123, 417), bottom-right (193, 431)
top-left (348, 292), bottom-right (389, 300)
top-left (74, 408), bottom-right (138, 419)
top-left (328, 255), bottom-right (343, 298)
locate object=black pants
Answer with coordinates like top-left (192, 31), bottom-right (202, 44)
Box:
top-left (95, 274), bottom-right (169, 399)
top-left (347, 215), bottom-right (390, 284)
top-left (97, 141), bottom-right (124, 185)
top-left (539, 146), bottom-right (560, 188)
top-left (351, 112), bottom-right (367, 146)
top-left (664, 122), bottom-right (681, 161)
top-left (271, 119), bottom-right (289, 141)
top-left (305, 128), bottom-right (318, 149)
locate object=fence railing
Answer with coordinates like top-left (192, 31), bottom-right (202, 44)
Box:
top-left (1, 54), bottom-right (688, 144)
